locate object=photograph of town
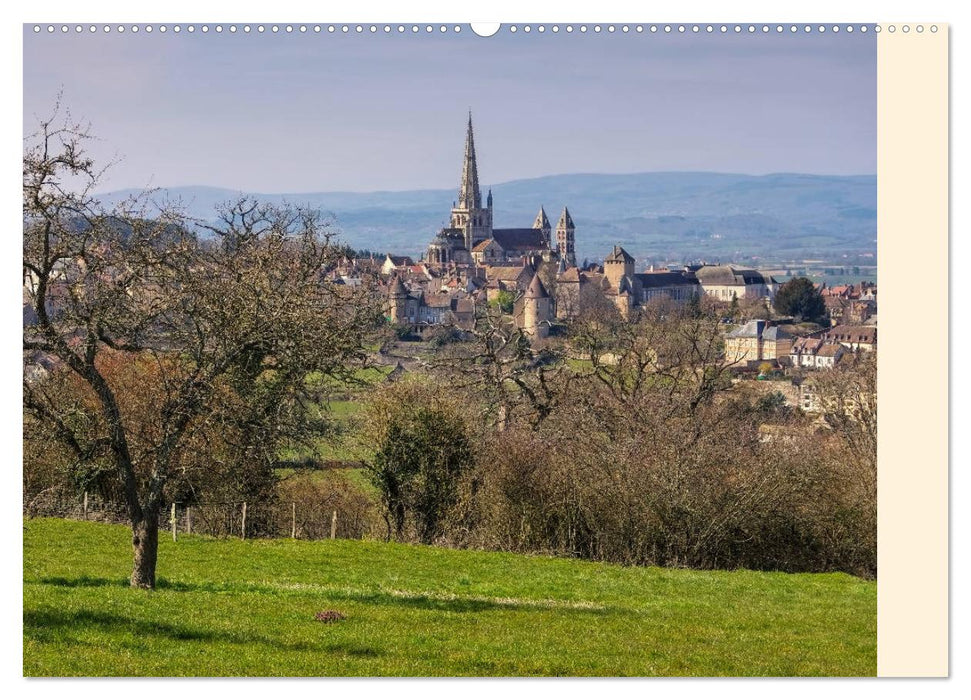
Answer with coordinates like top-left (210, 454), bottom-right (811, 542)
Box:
top-left (23, 22), bottom-right (878, 676)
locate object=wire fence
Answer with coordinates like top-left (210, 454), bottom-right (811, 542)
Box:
top-left (24, 488), bottom-right (377, 541)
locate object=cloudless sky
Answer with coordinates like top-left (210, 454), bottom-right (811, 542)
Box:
top-left (23, 25), bottom-right (876, 193)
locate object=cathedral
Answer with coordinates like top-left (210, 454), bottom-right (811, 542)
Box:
top-left (426, 114), bottom-right (577, 268)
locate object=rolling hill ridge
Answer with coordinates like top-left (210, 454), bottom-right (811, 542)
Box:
top-left (98, 171), bottom-right (877, 265)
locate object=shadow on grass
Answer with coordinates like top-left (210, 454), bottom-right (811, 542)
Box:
top-left (23, 608), bottom-right (382, 659)
top-left (322, 589), bottom-right (612, 615)
top-left (33, 575), bottom-right (613, 616)
top-left (36, 575), bottom-right (128, 589)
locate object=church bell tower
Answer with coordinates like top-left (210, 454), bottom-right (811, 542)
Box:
top-left (556, 206), bottom-right (577, 268)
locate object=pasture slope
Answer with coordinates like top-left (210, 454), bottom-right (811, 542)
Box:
top-left (23, 519), bottom-right (876, 677)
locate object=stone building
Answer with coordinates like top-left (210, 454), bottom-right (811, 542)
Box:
top-left (554, 245), bottom-right (783, 321)
top-left (515, 272), bottom-right (553, 338)
top-left (724, 319), bottom-right (793, 366)
top-left (426, 114), bottom-right (576, 267)
top-left (693, 264), bottom-right (778, 300)
top-left (559, 245), bottom-right (701, 319)
top-left (381, 253), bottom-right (416, 276)
top-left (825, 296), bottom-right (875, 326)
top-left (822, 325), bottom-right (877, 352)
top-left (386, 274), bottom-right (476, 328)
top-left (790, 337), bottom-right (845, 369)
top-left (553, 267), bottom-right (603, 320)
top-left (483, 265), bottom-right (535, 302)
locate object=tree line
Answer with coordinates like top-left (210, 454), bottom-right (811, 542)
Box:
top-left (360, 298), bottom-right (876, 578)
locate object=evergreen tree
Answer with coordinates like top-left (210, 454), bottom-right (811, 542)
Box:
top-left (773, 277), bottom-right (827, 323)
top-left (728, 293), bottom-right (741, 322)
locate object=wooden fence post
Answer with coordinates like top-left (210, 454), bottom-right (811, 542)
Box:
top-left (330, 510), bottom-right (337, 540)
top-left (186, 506), bottom-right (192, 535)
top-left (241, 501), bottom-right (247, 540)
top-left (82, 492), bottom-right (88, 521)
top-left (171, 503), bottom-right (177, 542)
top-left (291, 502), bottom-right (296, 539)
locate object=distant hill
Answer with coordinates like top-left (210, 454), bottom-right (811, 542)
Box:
top-left (98, 172), bottom-right (876, 265)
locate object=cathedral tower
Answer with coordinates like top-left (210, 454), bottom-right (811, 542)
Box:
top-left (450, 112), bottom-right (493, 252)
top-left (555, 207), bottom-right (577, 268)
top-left (533, 206), bottom-right (552, 248)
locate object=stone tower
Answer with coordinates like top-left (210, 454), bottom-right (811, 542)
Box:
top-left (533, 206), bottom-right (552, 248)
top-left (522, 271), bottom-right (551, 339)
top-left (604, 244), bottom-right (635, 291)
top-left (555, 207), bottom-right (577, 268)
top-left (388, 275), bottom-right (409, 324)
top-left (450, 112), bottom-right (493, 252)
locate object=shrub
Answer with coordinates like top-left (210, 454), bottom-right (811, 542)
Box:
top-left (360, 379), bottom-right (475, 544)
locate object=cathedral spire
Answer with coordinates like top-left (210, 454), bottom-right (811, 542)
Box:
top-left (458, 112), bottom-right (481, 210)
top-left (533, 206), bottom-right (551, 232)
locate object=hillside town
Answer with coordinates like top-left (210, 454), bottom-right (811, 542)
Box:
top-left (330, 115), bottom-right (877, 417)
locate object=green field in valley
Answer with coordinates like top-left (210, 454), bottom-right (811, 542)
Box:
top-left (277, 364), bottom-right (391, 464)
top-left (23, 518), bottom-right (876, 677)
top-left (278, 400), bottom-right (366, 464)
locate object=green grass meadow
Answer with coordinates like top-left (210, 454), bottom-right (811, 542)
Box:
top-left (23, 518), bottom-right (876, 677)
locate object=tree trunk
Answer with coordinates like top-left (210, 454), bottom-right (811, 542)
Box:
top-left (130, 510), bottom-right (159, 589)
top-left (393, 501), bottom-right (406, 541)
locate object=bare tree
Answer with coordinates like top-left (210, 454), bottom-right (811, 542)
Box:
top-left (569, 300), bottom-right (737, 427)
top-left (23, 110), bottom-right (380, 588)
top-left (811, 353), bottom-right (877, 472)
top-left (430, 298), bottom-right (565, 431)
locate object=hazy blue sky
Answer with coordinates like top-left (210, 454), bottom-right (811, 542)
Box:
top-left (23, 26), bottom-right (876, 193)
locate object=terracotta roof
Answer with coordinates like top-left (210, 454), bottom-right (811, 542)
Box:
top-left (485, 265), bottom-right (530, 282)
top-left (823, 284), bottom-right (853, 297)
top-left (423, 293), bottom-right (454, 309)
top-left (791, 337), bottom-right (825, 354)
top-left (792, 336), bottom-right (816, 349)
top-left (558, 268), bottom-right (581, 283)
top-left (823, 325), bottom-right (877, 344)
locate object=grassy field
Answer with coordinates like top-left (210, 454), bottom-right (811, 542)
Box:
top-left (278, 400), bottom-right (366, 463)
top-left (23, 518), bottom-right (876, 677)
top-left (279, 364), bottom-right (392, 464)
